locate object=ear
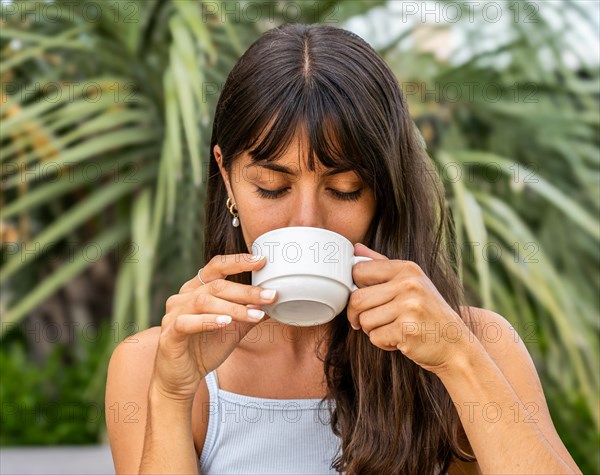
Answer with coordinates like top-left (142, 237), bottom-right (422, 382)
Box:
top-left (214, 144), bottom-right (224, 172)
top-left (214, 144), bottom-right (234, 197)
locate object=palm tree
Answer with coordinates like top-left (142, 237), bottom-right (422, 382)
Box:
top-left (1, 1), bottom-right (598, 471)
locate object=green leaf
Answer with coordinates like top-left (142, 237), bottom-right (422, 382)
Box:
top-left (455, 152), bottom-right (600, 240)
top-left (0, 222), bottom-right (130, 336)
top-left (438, 150), bottom-right (492, 308)
top-left (0, 166), bottom-right (156, 281)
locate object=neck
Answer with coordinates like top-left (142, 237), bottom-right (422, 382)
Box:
top-left (245, 318), bottom-right (333, 362)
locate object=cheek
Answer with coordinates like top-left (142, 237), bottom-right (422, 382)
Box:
top-left (244, 200), bottom-right (283, 219)
top-left (346, 193), bottom-right (376, 220)
top-left (238, 200), bottom-right (286, 236)
top-left (332, 205), bottom-right (375, 239)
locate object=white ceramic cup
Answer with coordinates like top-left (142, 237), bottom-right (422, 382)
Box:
top-left (251, 226), bottom-right (373, 326)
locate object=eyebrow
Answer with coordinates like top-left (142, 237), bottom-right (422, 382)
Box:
top-left (257, 162), bottom-right (356, 177)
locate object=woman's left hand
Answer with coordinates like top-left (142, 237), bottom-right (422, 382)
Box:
top-left (347, 243), bottom-right (473, 374)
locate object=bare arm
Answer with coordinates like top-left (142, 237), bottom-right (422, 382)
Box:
top-left (138, 383), bottom-right (199, 475)
top-left (438, 308), bottom-right (581, 474)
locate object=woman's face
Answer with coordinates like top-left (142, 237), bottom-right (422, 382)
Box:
top-left (214, 138), bottom-right (377, 252)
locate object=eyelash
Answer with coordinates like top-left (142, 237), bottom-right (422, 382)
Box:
top-left (254, 187), bottom-right (364, 202)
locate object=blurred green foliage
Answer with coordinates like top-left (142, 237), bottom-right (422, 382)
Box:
top-left (0, 321), bottom-right (111, 445)
top-left (545, 390), bottom-right (600, 474)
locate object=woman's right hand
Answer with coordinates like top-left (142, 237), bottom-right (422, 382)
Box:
top-left (150, 253), bottom-right (276, 404)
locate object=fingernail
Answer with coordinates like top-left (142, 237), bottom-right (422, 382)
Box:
top-left (260, 289), bottom-right (277, 300)
top-left (250, 255), bottom-right (265, 261)
top-left (215, 315), bottom-right (232, 325)
top-left (247, 309), bottom-right (265, 320)
top-left (351, 323), bottom-right (360, 330)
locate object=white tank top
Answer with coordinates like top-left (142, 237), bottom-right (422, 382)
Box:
top-left (198, 369), bottom-right (342, 474)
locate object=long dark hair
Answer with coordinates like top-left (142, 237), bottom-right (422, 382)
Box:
top-left (204, 23), bottom-right (477, 475)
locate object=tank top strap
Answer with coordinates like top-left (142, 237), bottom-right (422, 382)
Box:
top-left (198, 370), bottom-right (220, 468)
top-left (204, 368), bottom-right (220, 396)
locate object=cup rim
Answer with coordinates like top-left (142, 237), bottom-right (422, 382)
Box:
top-left (252, 226), bottom-right (354, 248)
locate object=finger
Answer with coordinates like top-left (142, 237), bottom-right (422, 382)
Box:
top-left (204, 253), bottom-right (267, 281)
top-left (179, 253), bottom-right (267, 293)
top-left (179, 290), bottom-right (277, 324)
top-left (354, 243), bottom-right (389, 260)
top-left (347, 282), bottom-right (397, 329)
top-left (174, 313), bottom-right (234, 333)
top-left (201, 278), bottom-right (278, 307)
top-left (360, 324), bottom-right (405, 351)
top-left (352, 259), bottom-right (421, 288)
top-left (364, 322), bottom-right (399, 351)
top-left (355, 300), bottom-right (399, 336)
top-left (169, 278), bottom-right (278, 322)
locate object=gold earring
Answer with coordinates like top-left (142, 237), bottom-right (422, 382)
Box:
top-left (227, 197), bottom-right (239, 227)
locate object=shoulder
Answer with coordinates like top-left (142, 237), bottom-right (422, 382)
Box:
top-left (459, 305), bottom-right (539, 403)
top-left (106, 326), bottom-right (164, 395)
top-left (107, 326), bottom-right (162, 391)
top-left (459, 305), bottom-right (516, 345)
top-left (460, 306), bottom-right (548, 393)
top-left (109, 327), bottom-right (160, 367)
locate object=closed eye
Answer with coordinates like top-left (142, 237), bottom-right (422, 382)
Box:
top-left (254, 187), bottom-right (364, 202)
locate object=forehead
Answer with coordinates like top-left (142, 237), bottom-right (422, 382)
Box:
top-left (238, 153), bottom-right (359, 181)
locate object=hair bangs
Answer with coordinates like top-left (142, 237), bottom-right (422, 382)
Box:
top-left (246, 85), bottom-right (374, 182)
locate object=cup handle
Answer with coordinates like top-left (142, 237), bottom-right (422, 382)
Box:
top-left (350, 256), bottom-right (373, 291)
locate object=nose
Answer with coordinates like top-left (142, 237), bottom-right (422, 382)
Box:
top-left (288, 189), bottom-right (325, 228)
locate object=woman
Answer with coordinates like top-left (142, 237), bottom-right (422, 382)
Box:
top-left (105, 23), bottom-right (582, 475)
